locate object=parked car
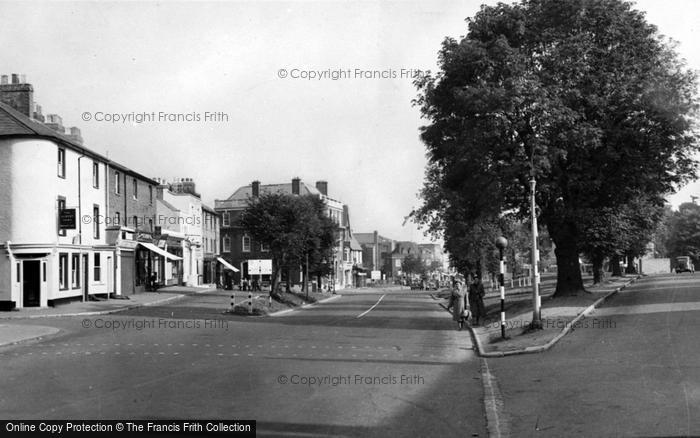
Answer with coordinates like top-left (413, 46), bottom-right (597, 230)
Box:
top-left (675, 256), bottom-right (695, 274)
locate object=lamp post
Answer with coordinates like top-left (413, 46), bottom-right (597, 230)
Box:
top-left (530, 178), bottom-right (542, 329)
top-left (495, 236), bottom-right (508, 339)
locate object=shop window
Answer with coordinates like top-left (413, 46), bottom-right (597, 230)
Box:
top-left (94, 253), bottom-right (101, 282)
top-left (71, 254), bottom-right (80, 289)
top-left (59, 253), bottom-right (68, 290)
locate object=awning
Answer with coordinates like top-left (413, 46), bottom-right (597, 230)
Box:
top-left (138, 242), bottom-right (182, 261)
top-left (217, 257), bottom-right (240, 272)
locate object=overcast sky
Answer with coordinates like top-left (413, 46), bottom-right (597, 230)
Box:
top-left (1, 0), bottom-right (699, 242)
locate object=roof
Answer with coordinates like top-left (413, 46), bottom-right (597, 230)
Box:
top-left (354, 232), bottom-right (394, 245)
top-left (226, 182), bottom-right (321, 201)
top-left (349, 235), bottom-right (363, 251)
top-left (0, 101), bottom-right (158, 186)
top-left (202, 204), bottom-right (218, 215)
top-left (157, 198), bottom-right (180, 213)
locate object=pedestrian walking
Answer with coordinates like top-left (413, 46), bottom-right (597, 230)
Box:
top-left (447, 278), bottom-right (469, 330)
top-left (468, 275), bottom-right (486, 326)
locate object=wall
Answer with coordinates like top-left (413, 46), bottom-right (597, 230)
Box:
top-left (641, 258), bottom-right (672, 275)
top-left (106, 166), bottom-right (157, 232)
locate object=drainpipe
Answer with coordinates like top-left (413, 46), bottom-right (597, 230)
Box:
top-left (77, 153), bottom-right (86, 302)
top-left (5, 241), bottom-right (13, 258)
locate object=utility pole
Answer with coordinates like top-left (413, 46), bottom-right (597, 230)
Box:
top-left (530, 178), bottom-right (542, 329)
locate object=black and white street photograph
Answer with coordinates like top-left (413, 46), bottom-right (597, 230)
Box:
top-left (1, 0), bottom-right (700, 437)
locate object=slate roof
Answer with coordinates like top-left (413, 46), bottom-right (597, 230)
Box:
top-left (0, 101), bottom-right (158, 185)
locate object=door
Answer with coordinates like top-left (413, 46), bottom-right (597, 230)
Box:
top-left (22, 260), bottom-right (41, 307)
top-left (82, 254), bottom-right (89, 300)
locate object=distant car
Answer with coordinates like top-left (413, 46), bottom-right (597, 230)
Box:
top-left (675, 256), bottom-right (695, 274)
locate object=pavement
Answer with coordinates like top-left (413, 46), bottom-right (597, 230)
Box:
top-left (483, 273), bottom-right (700, 437)
top-left (469, 275), bottom-right (639, 357)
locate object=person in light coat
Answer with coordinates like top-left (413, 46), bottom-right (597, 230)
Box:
top-left (447, 279), bottom-right (469, 330)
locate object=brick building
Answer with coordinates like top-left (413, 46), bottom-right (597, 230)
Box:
top-left (215, 178), bottom-right (352, 289)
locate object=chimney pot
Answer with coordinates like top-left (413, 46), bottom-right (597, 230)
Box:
top-left (251, 180), bottom-right (260, 198)
top-left (11, 74), bottom-right (19, 84)
top-left (292, 177), bottom-right (301, 195)
top-left (20, 74), bottom-right (26, 84)
top-left (0, 75), bottom-right (7, 85)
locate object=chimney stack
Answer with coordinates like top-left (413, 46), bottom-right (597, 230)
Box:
top-left (292, 177), bottom-right (300, 195)
top-left (68, 127), bottom-right (83, 145)
top-left (33, 104), bottom-right (44, 122)
top-left (315, 180), bottom-right (328, 196)
top-left (44, 114), bottom-right (65, 134)
top-left (251, 180), bottom-right (260, 198)
top-left (0, 73), bottom-right (34, 117)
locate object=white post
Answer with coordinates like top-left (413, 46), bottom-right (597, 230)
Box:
top-left (530, 178), bottom-right (542, 328)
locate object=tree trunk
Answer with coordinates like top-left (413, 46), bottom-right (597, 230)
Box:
top-left (611, 254), bottom-right (622, 276)
top-left (591, 252), bottom-right (605, 284)
top-left (625, 253), bottom-right (637, 274)
top-left (548, 221), bottom-right (586, 296)
top-left (285, 265), bottom-right (292, 293)
top-left (270, 258), bottom-right (281, 299)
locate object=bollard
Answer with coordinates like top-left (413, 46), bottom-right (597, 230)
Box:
top-left (269, 294), bottom-right (272, 308)
top-left (248, 292), bottom-right (253, 314)
top-left (230, 293), bottom-right (235, 311)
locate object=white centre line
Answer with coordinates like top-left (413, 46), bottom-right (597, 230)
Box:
top-left (357, 294), bottom-right (386, 318)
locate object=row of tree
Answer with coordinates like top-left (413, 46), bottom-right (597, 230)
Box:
top-left (410, 0), bottom-right (699, 296)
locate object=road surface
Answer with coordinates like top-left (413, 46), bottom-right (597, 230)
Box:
top-left (0, 287), bottom-right (486, 437)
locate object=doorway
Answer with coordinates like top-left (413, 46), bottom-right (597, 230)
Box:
top-left (22, 260), bottom-right (41, 307)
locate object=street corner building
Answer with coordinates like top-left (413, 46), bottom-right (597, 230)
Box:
top-left (0, 74), bottom-right (195, 310)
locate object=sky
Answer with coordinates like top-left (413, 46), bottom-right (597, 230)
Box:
top-left (1, 0), bottom-right (699, 243)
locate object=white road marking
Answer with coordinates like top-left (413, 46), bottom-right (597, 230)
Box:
top-left (357, 294), bottom-right (386, 318)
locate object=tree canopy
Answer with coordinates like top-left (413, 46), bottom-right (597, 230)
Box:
top-left (412, 0), bottom-right (699, 296)
top-left (238, 193), bottom-right (337, 295)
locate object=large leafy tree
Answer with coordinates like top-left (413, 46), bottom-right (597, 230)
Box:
top-left (413, 0), bottom-right (698, 296)
top-left (238, 193), bottom-right (337, 296)
top-left (666, 202), bottom-right (700, 265)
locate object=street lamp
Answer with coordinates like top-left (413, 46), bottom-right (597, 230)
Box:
top-left (529, 178), bottom-right (542, 329)
top-left (495, 236), bottom-right (508, 339)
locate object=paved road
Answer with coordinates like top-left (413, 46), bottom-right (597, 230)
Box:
top-left (0, 288), bottom-right (486, 437)
top-left (486, 273), bottom-right (700, 437)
